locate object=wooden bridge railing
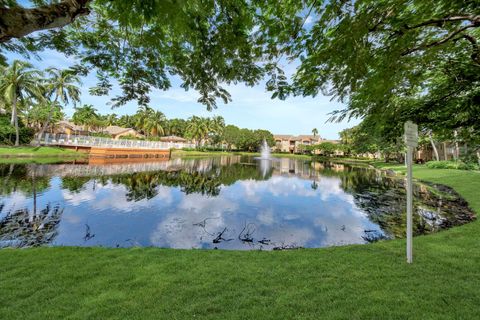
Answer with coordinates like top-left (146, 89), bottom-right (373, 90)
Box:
top-left (36, 133), bottom-right (196, 150)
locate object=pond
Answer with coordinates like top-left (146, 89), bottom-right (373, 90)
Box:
top-left (0, 156), bottom-right (475, 250)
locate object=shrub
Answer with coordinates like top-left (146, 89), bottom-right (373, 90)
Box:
top-left (426, 160), bottom-right (479, 171)
top-left (0, 114), bottom-right (34, 145)
top-left (119, 134), bottom-right (145, 141)
top-left (89, 132), bottom-right (111, 138)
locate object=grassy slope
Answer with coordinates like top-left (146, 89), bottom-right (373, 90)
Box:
top-left (0, 146), bottom-right (84, 158)
top-left (1, 165), bottom-right (480, 319)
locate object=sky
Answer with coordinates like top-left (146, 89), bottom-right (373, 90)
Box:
top-left (6, 40), bottom-right (359, 141)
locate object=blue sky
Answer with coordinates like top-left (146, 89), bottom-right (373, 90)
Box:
top-left (6, 47), bottom-right (359, 140)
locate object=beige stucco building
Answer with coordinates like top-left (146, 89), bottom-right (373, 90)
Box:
top-left (273, 134), bottom-right (324, 153)
top-left (55, 121), bottom-right (89, 135)
top-left (54, 121), bottom-right (143, 140)
top-left (103, 126), bottom-right (143, 140)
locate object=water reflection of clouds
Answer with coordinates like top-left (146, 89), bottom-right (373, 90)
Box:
top-left (0, 192), bottom-right (29, 215)
top-left (237, 176), bottom-right (317, 201)
top-left (149, 173), bottom-right (373, 250)
top-left (316, 177), bottom-right (356, 205)
top-left (257, 208), bottom-right (274, 226)
top-left (150, 192), bottom-right (238, 249)
top-left (62, 182), bottom-right (173, 213)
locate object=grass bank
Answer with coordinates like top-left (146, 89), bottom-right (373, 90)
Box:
top-left (0, 146), bottom-right (85, 159)
top-left (1, 165), bottom-right (480, 319)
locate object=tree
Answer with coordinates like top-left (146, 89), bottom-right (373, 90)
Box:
top-left (312, 128), bottom-right (318, 137)
top-left (256, 1), bottom-right (480, 156)
top-left (24, 100), bottom-right (64, 132)
top-left (165, 118), bottom-right (187, 137)
top-left (116, 114), bottom-right (136, 129)
top-left (72, 104), bottom-right (98, 131)
top-left (185, 116), bottom-right (211, 147)
top-left (208, 116), bottom-right (225, 147)
top-left (263, 0), bottom-right (479, 110)
top-left (222, 125), bottom-right (241, 151)
top-left (135, 106), bottom-right (166, 137)
top-left (36, 67), bottom-right (81, 143)
top-left (314, 142), bottom-right (337, 157)
top-left (144, 110), bottom-right (166, 137)
top-left (0, 113), bottom-right (33, 145)
top-left (0, 60), bottom-right (42, 145)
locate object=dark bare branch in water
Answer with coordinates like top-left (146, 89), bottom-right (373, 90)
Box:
top-left (238, 222), bottom-right (256, 243)
top-left (258, 238), bottom-right (271, 245)
top-left (212, 228), bottom-right (233, 244)
top-left (83, 223), bottom-right (95, 242)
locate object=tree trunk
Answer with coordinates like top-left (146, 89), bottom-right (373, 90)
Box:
top-left (453, 130), bottom-right (460, 160)
top-left (477, 151), bottom-right (480, 168)
top-left (36, 97), bottom-right (58, 146)
top-left (0, 0), bottom-right (91, 42)
top-left (428, 132), bottom-right (439, 161)
top-left (443, 142), bottom-right (448, 160)
top-left (12, 93), bottom-right (20, 146)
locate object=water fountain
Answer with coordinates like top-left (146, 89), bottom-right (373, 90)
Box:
top-left (256, 139), bottom-right (273, 177)
top-left (259, 139), bottom-right (271, 160)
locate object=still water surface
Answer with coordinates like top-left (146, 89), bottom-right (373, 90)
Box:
top-left (0, 156), bottom-right (475, 249)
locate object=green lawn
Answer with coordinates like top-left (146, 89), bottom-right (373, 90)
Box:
top-left (0, 146), bottom-right (84, 158)
top-left (1, 165), bottom-right (479, 319)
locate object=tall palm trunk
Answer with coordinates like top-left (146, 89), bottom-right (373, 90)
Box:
top-left (12, 92), bottom-right (20, 146)
top-left (428, 132), bottom-right (439, 161)
top-left (453, 130), bottom-right (459, 161)
top-left (36, 95), bottom-right (58, 146)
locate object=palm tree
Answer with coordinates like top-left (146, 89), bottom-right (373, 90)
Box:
top-left (166, 118), bottom-right (187, 137)
top-left (135, 105), bottom-right (154, 136)
top-left (154, 111), bottom-right (168, 136)
top-left (135, 106), bottom-right (166, 137)
top-left (105, 113), bottom-right (118, 126)
top-left (0, 60), bottom-right (43, 146)
top-left (72, 104), bottom-right (99, 132)
top-left (209, 116), bottom-right (225, 147)
top-left (210, 116), bottom-right (225, 135)
top-left (144, 110), bottom-right (166, 137)
top-left (36, 68), bottom-right (81, 143)
top-left (312, 128), bottom-right (318, 137)
top-left (117, 114), bottom-right (136, 128)
top-left (26, 100), bottom-right (63, 131)
top-left (0, 92), bottom-right (7, 114)
top-left (186, 116), bottom-right (210, 147)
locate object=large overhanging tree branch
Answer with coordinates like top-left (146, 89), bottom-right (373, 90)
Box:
top-left (403, 14), bottom-right (480, 30)
top-left (0, 0), bottom-right (91, 42)
top-left (401, 24), bottom-right (478, 58)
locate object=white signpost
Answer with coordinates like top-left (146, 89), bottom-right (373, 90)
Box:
top-left (404, 121), bottom-right (418, 264)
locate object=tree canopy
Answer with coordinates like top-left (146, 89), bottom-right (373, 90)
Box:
top-left (1, 0), bottom-right (479, 154)
top-left (1, 0), bottom-right (271, 110)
